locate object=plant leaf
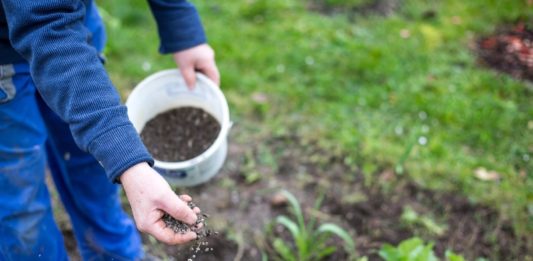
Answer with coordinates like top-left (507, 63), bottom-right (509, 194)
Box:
top-left (261, 251), bottom-right (269, 261)
top-left (400, 206), bottom-right (419, 223)
top-left (276, 215), bottom-right (308, 259)
top-left (317, 223), bottom-right (356, 257)
top-left (315, 245), bottom-right (337, 259)
top-left (378, 244), bottom-right (399, 261)
top-left (418, 243), bottom-right (438, 261)
top-left (273, 238), bottom-right (296, 261)
top-left (281, 190), bottom-right (306, 231)
top-left (420, 216), bottom-right (447, 236)
top-left (309, 191), bottom-right (326, 233)
top-left (276, 215), bottom-right (300, 241)
top-left (446, 250), bottom-right (466, 261)
top-left (398, 237), bottom-right (424, 255)
top-left (280, 190), bottom-right (309, 258)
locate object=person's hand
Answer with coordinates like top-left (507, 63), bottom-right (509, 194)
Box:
top-left (173, 43), bottom-right (220, 89)
top-left (120, 162), bottom-right (200, 244)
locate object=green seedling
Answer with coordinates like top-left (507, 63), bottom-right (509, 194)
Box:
top-left (379, 237), bottom-right (468, 261)
top-left (242, 150), bottom-right (262, 184)
top-left (400, 206), bottom-right (447, 236)
top-left (445, 250), bottom-right (466, 261)
top-left (269, 190), bottom-right (356, 261)
top-left (379, 237), bottom-right (438, 261)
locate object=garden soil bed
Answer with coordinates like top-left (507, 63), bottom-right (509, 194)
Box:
top-left (142, 128), bottom-right (530, 260)
top-left (55, 126), bottom-right (531, 260)
top-left (477, 22), bottom-right (533, 82)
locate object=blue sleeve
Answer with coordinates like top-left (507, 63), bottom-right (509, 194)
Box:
top-left (1, 0), bottom-right (153, 182)
top-left (148, 0), bottom-right (207, 54)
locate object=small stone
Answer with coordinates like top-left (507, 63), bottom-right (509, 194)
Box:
top-left (270, 192), bottom-right (288, 207)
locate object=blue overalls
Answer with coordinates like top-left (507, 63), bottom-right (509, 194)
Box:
top-left (0, 2), bottom-right (143, 260)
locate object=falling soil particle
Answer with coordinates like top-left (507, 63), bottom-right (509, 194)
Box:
top-left (141, 107), bottom-right (221, 162)
top-left (477, 22), bottom-right (533, 81)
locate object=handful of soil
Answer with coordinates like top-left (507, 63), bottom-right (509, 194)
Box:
top-left (162, 201), bottom-right (216, 239)
top-left (141, 107), bottom-right (221, 162)
top-left (162, 202), bottom-right (217, 260)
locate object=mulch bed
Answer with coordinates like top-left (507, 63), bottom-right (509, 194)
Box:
top-left (477, 22), bottom-right (533, 82)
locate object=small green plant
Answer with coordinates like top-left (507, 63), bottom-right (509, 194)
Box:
top-left (445, 250), bottom-right (466, 261)
top-left (269, 190), bottom-right (357, 261)
top-left (379, 237), bottom-right (438, 261)
top-left (241, 150), bottom-right (262, 184)
top-left (379, 237), bottom-right (468, 261)
top-left (400, 206), bottom-right (447, 236)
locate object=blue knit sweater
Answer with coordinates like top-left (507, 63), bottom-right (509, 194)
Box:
top-left (0, 0), bottom-right (207, 182)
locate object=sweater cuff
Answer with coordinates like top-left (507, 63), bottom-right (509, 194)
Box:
top-left (159, 33), bottom-right (207, 54)
top-left (157, 17), bottom-right (207, 54)
top-left (88, 124), bottom-right (154, 183)
top-left (151, 4), bottom-right (207, 54)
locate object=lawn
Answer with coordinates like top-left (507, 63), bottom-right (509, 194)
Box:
top-left (92, 0), bottom-right (532, 260)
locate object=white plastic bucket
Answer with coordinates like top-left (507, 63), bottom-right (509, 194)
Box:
top-left (126, 69), bottom-right (230, 187)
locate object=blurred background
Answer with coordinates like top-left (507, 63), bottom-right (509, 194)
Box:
top-left (59, 0), bottom-right (532, 260)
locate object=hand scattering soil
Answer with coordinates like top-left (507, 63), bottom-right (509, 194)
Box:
top-left (162, 201), bottom-right (216, 239)
top-left (162, 201), bottom-right (218, 260)
top-left (141, 107), bottom-right (221, 162)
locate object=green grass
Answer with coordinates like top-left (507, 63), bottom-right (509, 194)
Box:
top-left (97, 0), bottom-right (532, 233)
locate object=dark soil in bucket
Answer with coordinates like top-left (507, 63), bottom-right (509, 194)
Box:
top-left (477, 22), bottom-right (533, 82)
top-left (141, 107), bottom-right (221, 162)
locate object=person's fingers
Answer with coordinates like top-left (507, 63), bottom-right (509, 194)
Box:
top-left (194, 222), bottom-right (204, 230)
top-left (179, 194), bottom-right (192, 202)
top-left (146, 220), bottom-right (197, 245)
top-left (180, 65), bottom-right (196, 90)
top-left (145, 221), bottom-right (177, 244)
top-left (159, 193), bottom-right (197, 225)
top-left (172, 231), bottom-right (198, 244)
top-left (200, 61), bottom-right (220, 87)
top-left (179, 194), bottom-right (200, 213)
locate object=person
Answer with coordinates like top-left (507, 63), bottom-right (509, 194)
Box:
top-left (0, 0), bottom-right (220, 260)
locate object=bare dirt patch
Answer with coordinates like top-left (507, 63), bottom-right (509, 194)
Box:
top-left (142, 128), bottom-right (531, 260)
